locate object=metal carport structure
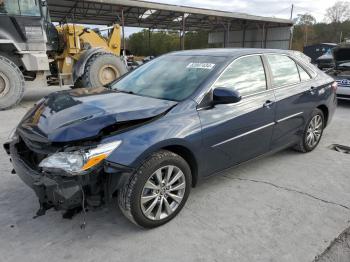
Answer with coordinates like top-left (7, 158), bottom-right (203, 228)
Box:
top-left (46, 0), bottom-right (294, 49)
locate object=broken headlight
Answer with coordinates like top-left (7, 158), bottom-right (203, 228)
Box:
top-left (39, 141), bottom-right (122, 174)
top-left (9, 128), bottom-right (18, 141)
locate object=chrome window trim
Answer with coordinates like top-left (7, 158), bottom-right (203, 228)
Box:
top-left (241, 88), bottom-right (274, 99)
top-left (196, 88), bottom-right (274, 111)
top-left (196, 52), bottom-right (318, 106)
top-left (195, 52), bottom-right (319, 107)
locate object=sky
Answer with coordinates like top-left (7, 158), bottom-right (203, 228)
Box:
top-left (125, 0), bottom-right (349, 36)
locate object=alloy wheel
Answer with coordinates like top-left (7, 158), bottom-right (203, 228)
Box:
top-left (141, 165), bottom-right (186, 221)
top-left (306, 114), bottom-right (323, 148)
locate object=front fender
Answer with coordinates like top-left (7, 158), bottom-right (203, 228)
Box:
top-left (103, 102), bottom-right (203, 172)
top-left (72, 47), bottom-right (104, 82)
top-left (127, 138), bottom-right (199, 170)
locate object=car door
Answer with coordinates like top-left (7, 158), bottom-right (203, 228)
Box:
top-left (265, 54), bottom-right (315, 150)
top-left (198, 55), bottom-right (276, 175)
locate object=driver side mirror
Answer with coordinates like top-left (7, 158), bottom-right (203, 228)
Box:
top-left (213, 87), bottom-right (242, 105)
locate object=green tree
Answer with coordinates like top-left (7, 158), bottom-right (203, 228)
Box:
top-left (297, 13), bottom-right (316, 46)
top-left (325, 1), bottom-right (350, 23)
top-left (126, 29), bottom-right (209, 56)
top-left (296, 13), bottom-right (316, 25)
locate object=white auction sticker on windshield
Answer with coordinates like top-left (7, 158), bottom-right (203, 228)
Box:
top-left (186, 63), bottom-right (216, 70)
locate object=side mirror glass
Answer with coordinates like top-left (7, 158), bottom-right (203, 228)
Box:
top-left (213, 87), bottom-right (242, 105)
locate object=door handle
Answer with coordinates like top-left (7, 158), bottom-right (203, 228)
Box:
top-left (263, 100), bottom-right (274, 109)
top-left (310, 86), bottom-right (317, 95)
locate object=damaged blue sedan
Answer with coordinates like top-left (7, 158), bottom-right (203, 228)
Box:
top-left (4, 49), bottom-right (337, 228)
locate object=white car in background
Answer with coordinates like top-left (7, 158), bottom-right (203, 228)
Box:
top-left (336, 76), bottom-right (350, 100)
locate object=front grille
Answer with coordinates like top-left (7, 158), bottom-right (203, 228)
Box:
top-left (15, 137), bottom-right (48, 171)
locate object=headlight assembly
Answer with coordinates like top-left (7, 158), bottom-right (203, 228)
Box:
top-left (9, 128), bottom-right (18, 141)
top-left (39, 141), bottom-right (122, 174)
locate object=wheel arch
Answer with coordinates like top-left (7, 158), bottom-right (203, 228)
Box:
top-left (317, 104), bottom-right (329, 127)
top-left (162, 145), bottom-right (198, 187)
top-left (0, 50), bottom-right (24, 69)
top-left (128, 140), bottom-right (199, 188)
top-left (72, 47), bottom-right (105, 83)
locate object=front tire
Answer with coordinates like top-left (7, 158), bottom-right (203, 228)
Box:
top-left (294, 108), bottom-right (325, 153)
top-left (75, 52), bottom-right (127, 88)
top-left (118, 150), bottom-right (192, 228)
top-left (0, 56), bottom-right (25, 110)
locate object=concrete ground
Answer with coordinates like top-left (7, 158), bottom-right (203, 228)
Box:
top-left (315, 227), bottom-right (350, 262)
top-left (0, 86), bottom-right (349, 262)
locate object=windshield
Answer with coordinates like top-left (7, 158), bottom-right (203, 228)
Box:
top-left (0, 0), bottom-right (41, 16)
top-left (111, 55), bottom-right (226, 101)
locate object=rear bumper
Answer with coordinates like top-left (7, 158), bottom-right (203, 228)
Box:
top-left (337, 85), bottom-right (350, 97)
top-left (4, 140), bottom-right (132, 213)
top-left (337, 94), bottom-right (350, 100)
top-left (337, 85), bottom-right (350, 100)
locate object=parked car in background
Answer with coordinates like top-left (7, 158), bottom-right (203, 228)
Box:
top-left (4, 49), bottom-right (337, 228)
top-left (316, 50), bottom-right (335, 70)
top-left (303, 43), bottom-right (337, 64)
top-left (327, 46), bottom-right (350, 100)
top-left (142, 56), bottom-right (155, 63)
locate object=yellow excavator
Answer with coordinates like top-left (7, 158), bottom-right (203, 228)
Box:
top-left (49, 24), bottom-right (127, 88)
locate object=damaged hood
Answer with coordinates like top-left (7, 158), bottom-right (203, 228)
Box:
top-left (18, 87), bottom-right (177, 142)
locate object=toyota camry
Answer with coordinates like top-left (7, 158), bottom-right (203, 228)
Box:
top-left (4, 49), bottom-right (337, 228)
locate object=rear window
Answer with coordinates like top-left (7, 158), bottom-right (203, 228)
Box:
top-left (267, 55), bottom-right (300, 87)
top-left (297, 65), bottom-right (311, 81)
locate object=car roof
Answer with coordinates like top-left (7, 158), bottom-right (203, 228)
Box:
top-left (168, 48), bottom-right (292, 57)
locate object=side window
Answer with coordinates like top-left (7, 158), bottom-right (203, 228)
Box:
top-left (267, 55), bottom-right (300, 87)
top-left (2, 0), bottom-right (21, 15)
top-left (297, 64), bottom-right (311, 81)
top-left (1, 0), bottom-right (41, 16)
top-left (19, 0), bottom-right (41, 16)
top-left (213, 56), bottom-right (267, 96)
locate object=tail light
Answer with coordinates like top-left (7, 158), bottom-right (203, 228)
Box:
top-left (331, 82), bottom-right (338, 92)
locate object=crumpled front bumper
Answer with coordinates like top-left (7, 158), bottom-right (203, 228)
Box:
top-left (4, 140), bottom-right (132, 215)
top-left (6, 141), bottom-right (84, 211)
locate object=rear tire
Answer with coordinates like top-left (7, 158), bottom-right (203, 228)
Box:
top-left (0, 56), bottom-right (25, 110)
top-left (294, 108), bottom-right (324, 153)
top-left (75, 52), bottom-right (127, 88)
top-left (118, 150), bottom-right (192, 228)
